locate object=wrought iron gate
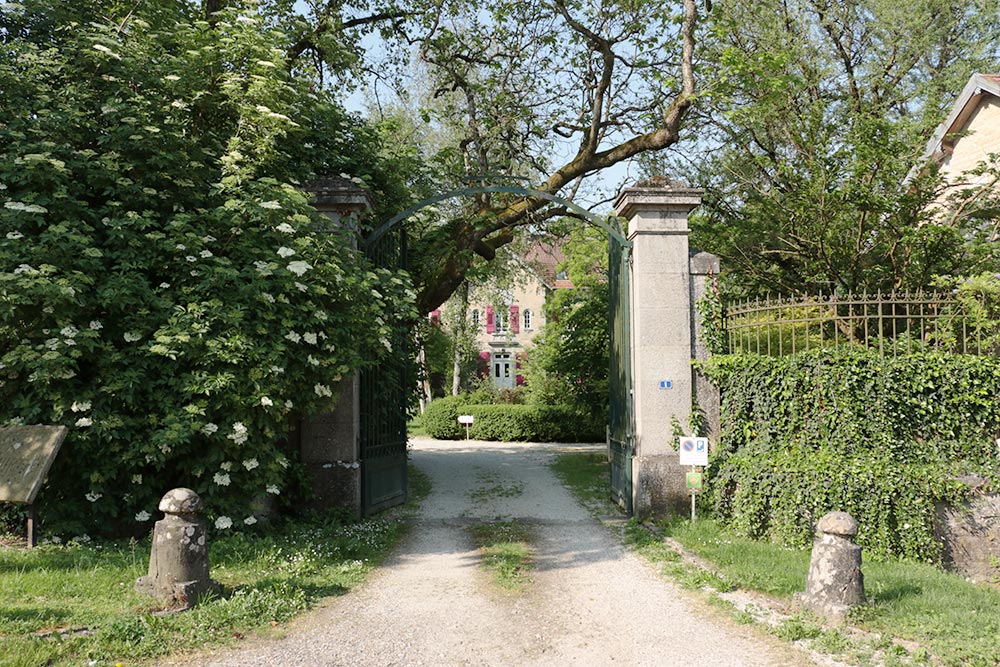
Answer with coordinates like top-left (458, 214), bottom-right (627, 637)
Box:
top-left (360, 228), bottom-right (409, 516)
top-left (608, 216), bottom-right (634, 514)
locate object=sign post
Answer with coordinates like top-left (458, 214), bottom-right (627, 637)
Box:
top-left (457, 415), bottom-right (474, 440)
top-left (678, 436), bottom-right (708, 522)
top-left (0, 425), bottom-right (69, 547)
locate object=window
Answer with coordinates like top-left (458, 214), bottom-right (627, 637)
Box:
top-left (523, 309), bottom-right (533, 331)
top-left (471, 309), bottom-right (480, 328)
top-left (496, 308), bottom-right (509, 333)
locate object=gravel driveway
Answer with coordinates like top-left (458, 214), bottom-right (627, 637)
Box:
top-left (164, 438), bottom-right (812, 666)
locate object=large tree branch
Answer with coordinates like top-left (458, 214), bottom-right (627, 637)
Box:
top-left (286, 9), bottom-right (408, 63)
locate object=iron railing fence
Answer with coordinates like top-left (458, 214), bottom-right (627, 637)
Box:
top-left (724, 292), bottom-right (999, 357)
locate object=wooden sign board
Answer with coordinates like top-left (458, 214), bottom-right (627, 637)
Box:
top-left (0, 425), bottom-right (68, 505)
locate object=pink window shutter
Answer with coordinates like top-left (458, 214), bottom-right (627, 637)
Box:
top-left (486, 306), bottom-right (495, 333)
top-left (510, 305), bottom-right (519, 333)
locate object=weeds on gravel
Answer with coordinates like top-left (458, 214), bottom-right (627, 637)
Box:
top-left (0, 473), bottom-right (422, 667)
top-left (469, 521), bottom-right (534, 592)
top-left (549, 451), bottom-right (619, 516)
top-left (468, 471), bottom-right (524, 503)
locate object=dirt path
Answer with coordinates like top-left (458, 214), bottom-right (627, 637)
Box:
top-left (166, 438), bottom-right (812, 666)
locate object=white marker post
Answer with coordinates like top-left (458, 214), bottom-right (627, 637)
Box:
top-left (458, 415), bottom-right (474, 440)
top-left (678, 436), bottom-right (709, 522)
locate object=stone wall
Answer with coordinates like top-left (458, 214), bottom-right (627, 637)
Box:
top-left (934, 486), bottom-right (1000, 585)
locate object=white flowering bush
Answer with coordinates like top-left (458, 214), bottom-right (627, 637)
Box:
top-left (0, 3), bottom-right (418, 534)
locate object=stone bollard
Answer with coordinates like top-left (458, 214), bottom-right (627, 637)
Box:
top-left (136, 488), bottom-right (219, 610)
top-left (796, 511), bottom-right (865, 623)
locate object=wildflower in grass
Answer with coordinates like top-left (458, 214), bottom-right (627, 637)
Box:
top-left (244, 516), bottom-right (258, 525)
top-left (215, 516), bottom-right (233, 529)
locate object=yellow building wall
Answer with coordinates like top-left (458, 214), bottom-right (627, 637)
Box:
top-left (939, 96), bottom-right (1000, 182)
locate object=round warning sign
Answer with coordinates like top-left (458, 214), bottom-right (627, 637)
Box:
top-left (678, 436), bottom-right (709, 466)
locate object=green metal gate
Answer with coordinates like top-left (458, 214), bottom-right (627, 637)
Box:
top-left (359, 227), bottom-right (409, 516)
top-left (608, 217), bottom-right (634, 514)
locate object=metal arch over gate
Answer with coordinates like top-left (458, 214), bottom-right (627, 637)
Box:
top-left (360, 184), bottom-right (635, 516)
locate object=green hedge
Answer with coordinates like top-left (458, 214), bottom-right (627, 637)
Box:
top-left (701, 349), bottom-right (1000, 561)
top-left (420, 395), bottom-right (466, 440)
top-left (421, 397), bottom-right (603, 442)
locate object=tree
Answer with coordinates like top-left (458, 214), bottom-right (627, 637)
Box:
top-left (395, 0), bottom-right (700, 313)
top-left (523, 224), bottom-right (609, 414)
top-left (665, 0), bottom-right (1000, 299)
top-left (0, 1), bottom-right (416, 533)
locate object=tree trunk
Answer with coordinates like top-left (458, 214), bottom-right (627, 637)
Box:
top-left (452, 281), bottom-right (469, 395)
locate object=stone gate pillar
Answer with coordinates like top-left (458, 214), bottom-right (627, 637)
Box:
top-left (299, 177), bottom-right (372, 515)
top-left (613, 179), bottom-right (711, 517)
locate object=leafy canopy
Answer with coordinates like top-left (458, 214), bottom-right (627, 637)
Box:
top-left (667, 0), bottom-right (1000, 299)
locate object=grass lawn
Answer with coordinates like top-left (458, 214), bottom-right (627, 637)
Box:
top-left (551, 450), bottom-right (1000, 667)
top-left (0, 465), bottom-right (429, 667)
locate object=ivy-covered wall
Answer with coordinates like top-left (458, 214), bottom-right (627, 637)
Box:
top-left (701, 349), bottom-right (1000, 561)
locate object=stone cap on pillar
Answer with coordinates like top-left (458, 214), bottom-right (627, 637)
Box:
top-left (689, 249), bottom-right (720, 276)
top-left (303, 176), bottom-right (372, 215)
top-left (613, 177), bottom-right (703, 222)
